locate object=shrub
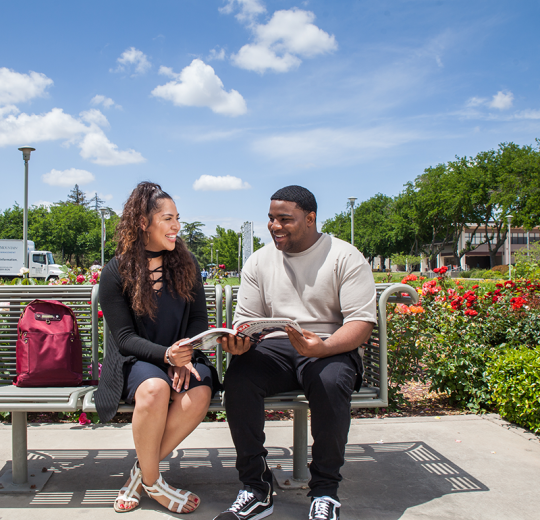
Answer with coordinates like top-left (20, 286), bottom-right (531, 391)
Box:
top-left (389, 276), bottom-right (540, 411)
top-left (491, 265), bottom-right (509, 274)
top-left (487, 346), bottom-right (540, 433)
top-left (386, 304), bottom-right (427, 407)
top-left (514, 242), bottom-right (540, 280)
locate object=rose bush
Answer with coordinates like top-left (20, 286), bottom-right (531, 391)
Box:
top-left (388, 272), bottom-right (540, 417)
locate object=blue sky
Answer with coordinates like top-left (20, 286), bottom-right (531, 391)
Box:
top-left (1, 0), bottom-right (539, 243)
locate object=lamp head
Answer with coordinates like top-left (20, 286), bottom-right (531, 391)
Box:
top-left (507, 214), bottom-right (513, 224)
top-left (18, 146), bottom-right (36, 161)
top-left (348, 197), bottom-right (357, 206)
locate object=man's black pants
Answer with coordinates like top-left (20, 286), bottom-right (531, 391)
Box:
top-left (223, 338), bottom-right (362, 499)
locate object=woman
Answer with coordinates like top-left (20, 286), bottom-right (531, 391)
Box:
top-left (95, 182), bottom-right (219, 514)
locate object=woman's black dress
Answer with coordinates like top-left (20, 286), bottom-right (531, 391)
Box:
top-left (95, 256), bottom-right (220, 423)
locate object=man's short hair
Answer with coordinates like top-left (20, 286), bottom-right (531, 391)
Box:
top-left (270, 185), bottom-right (317, 215)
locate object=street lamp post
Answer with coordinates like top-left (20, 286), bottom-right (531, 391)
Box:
top-left (99, 208), bottom-right (109, 266)
top-left (18, 146), bottom-right (35, 269)
top-left (238, 232), bottom-right (242, 275)
top-left (348, 197), bottom-right (357, 247)
top-left (507, 214), bottom-right (513, 279)
top-left (216, 249), bottom-right (219, 266)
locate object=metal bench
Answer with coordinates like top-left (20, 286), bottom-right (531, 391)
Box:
top-left (0, 284), bottom-right (100, 492)
top-left (1, 282), bottom-right (418, 492)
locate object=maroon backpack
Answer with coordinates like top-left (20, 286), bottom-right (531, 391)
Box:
top-left (14, 299), bottom-right (83, 387)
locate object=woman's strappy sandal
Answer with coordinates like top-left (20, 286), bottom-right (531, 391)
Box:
top-left (141, 473), bottom-right (200, 514)
top-left (114, 460), bottom-right (142, 513)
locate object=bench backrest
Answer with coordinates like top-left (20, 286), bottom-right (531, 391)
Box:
top-left (223, 282), bottom-right (418, 399)
top-left (101, 284), bottom-right (225, 380)
top-left (0, 285), bottom-right (100, 386)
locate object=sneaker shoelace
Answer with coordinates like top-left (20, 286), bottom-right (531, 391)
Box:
top-left (311, 497), bottom-right (341, 519)
top-left (229, 490), bottom-right (255, 512)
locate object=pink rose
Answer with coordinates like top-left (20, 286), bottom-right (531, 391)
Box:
top-left (78, 412), bottom-right (91, 425)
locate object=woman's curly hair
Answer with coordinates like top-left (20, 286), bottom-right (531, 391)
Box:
top-left (115, 181), bottom-right (198, 319)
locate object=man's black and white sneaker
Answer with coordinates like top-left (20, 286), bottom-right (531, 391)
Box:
top-left (309, 496), bottom-right (341, 520)
top-left (213, 489), bottom-right (273, 520)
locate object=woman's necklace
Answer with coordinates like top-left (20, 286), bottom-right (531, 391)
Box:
top-left (145, 250), bottom-right (166, 258)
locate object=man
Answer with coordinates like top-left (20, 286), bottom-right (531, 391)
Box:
top-left (201, 268), bottom-right (208, 283)
top-left (215, 186), bottom-right (377, 520)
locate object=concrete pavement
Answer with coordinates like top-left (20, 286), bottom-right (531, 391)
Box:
top-left (0, 414), bottom-right (539, 519)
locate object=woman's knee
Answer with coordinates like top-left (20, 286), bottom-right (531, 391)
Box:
top-left (173, 384), bottom-right (211, 406)
top-left (134, 378), bottom-right (170, 411)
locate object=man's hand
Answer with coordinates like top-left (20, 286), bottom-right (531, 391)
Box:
top-left (168, 362), bottom-right (201, 392)
top-left (286, 327), bottom-right (327, 358)
top-left (166, 340), bottom-right (194, 367)
top-left (217, 333), bottom-right (252, 355)
top-left (286, 320), bottom-right (374, 359)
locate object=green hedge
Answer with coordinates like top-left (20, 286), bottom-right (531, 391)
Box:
top-left (487, 346), bottom-right (540, 433)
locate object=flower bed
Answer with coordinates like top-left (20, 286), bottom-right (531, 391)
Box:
top-left (387, 269), bottom-right (540, 432)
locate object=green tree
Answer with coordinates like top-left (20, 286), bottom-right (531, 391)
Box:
top-left (213, 226), bottom-right (241, 270)
top-left (62, 184), bottom-right (89, 206)
top-left (449, 142), bottom-right (540, 267)
top-left (0, 204), bottom-right (23, 239)
top-left (323, 194), bottom-right (412, 266)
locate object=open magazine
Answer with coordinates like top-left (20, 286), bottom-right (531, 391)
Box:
top-left (177, 318), bottom-right (303, 350)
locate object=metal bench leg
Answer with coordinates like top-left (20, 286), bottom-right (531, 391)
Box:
top-left (292, 407), bottom-right (309, 481)
top-left (0, 411), bottom-right (52, 493)
top-left (273, 406), bottom-right (309, 489)
top-left (12, 411), bottom-right (28, 485)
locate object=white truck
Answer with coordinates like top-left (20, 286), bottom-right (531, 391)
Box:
top-left (0, 240), bottom-right (64, 281)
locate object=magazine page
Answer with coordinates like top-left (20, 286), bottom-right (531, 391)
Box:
top-left (178, 328), bottom-right (234, 350)
top-left (235, 318), bottom-right (302, 343)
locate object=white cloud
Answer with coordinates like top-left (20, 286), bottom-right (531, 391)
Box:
top-left (33, 200), bottom-right (54, 208)
top-left (233, 44), bottom-right (301, 73)
top-left (42, 168), bottom-right (95, 187)
top-left (0, 108), bottom-right (89, 146)
top-left (112, 47), bottom-right (151, 75)
top-left (193, 174), bottom-right (251, 191)
top-left (253, 126), bottom-right (420, 165)
top-left (0, 68), bottom-right (53, 105)
top-left (78, 130), bottom-right (145, 166)
top-left (80, 109), bottom-right (109, 127)
top-left (91, 94), bottom-right (121, 109)
top-left (466, 97), bottom-right (487, 107)
top-left (231, 9), bottom-right (337, 73)
top-left (151, 59), bottom-right (247, 117)
top-left (0, 106), bottom-right (146, 165)
top-left (219, 0), bottom-right (266, 22)
top-left (208, 47), bottom-right (226, 61)
top-left (489, 90), bottom-right (513, 110)
top-left (514, 109), bottom-right (540, 120)
top-left (0, 105), bottom-right (20, 117)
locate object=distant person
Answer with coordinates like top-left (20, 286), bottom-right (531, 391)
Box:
top-left (201, 269), bottom-right (208, 282)
top-left (215, 185), bottom-right (377, 520)
top-left (96, 182), bottom-right (220, 514)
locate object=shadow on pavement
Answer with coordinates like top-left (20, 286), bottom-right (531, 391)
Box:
top-left (0, 442), bottom-right (488, 519)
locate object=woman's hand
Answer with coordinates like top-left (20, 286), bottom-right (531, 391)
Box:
top-left (168, 363), bottom-right (201, 392)
top-left (165, 339), bottom-right (194, 367)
